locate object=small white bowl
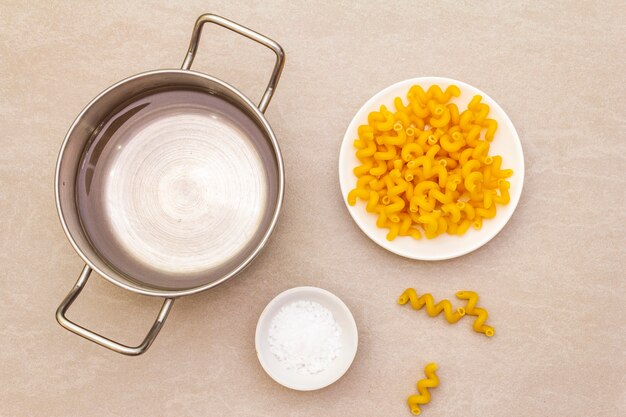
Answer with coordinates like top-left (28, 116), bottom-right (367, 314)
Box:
top-left (255, 287), bottom-right (358, 391)
top-left (338, 77), bottom-right (525, 260)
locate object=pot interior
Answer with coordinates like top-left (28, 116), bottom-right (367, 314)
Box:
top-left (57, 71), bottom-right (282, 293)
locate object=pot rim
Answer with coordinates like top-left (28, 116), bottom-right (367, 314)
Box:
top-left (55, 68), bottom-right (285, 298)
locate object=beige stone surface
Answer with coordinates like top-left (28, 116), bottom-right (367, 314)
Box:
top-left (1, 1), bottom-right (625, 416)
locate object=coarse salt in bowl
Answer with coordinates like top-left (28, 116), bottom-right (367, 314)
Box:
top-left (255, 287), bottom-right (359, 391)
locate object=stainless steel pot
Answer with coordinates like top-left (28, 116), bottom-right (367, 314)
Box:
top-left (55, 14), bottom-right (285, 355)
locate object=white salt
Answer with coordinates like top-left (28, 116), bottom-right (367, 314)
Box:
top-left (268, 300), bottom-right (342, 374)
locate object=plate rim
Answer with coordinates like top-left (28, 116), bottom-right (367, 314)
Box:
top-left (338, 76), bottom-right (525, 261)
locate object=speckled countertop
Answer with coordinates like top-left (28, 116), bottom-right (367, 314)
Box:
top-left (1, 1), bottom-right (624, 416)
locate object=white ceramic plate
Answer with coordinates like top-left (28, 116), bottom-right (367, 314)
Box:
top-left (339, 77), bottom-right (524, 260)
top-left (255, 287), bottom-right (358, 391)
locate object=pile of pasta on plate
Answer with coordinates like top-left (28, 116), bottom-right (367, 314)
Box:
top-left (348, 84), bottom-right (513, 240)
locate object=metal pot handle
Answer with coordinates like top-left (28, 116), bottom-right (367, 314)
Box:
top-left (56, 265), bottom-right (175, 356)
top-left (181, 13), bottom-right (285, 113)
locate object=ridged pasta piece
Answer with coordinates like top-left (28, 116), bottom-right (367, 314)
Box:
top-left (428, 84), bottom-right (461, 103)
top-left (398, 288), bottom-right (466, 323)
top-left (398, 213), bottom-right (412, 235)
top-left (347, 188), bottom-right (369, 205)
top-left (456, 219), bottom-right (471, 235)
top-left (394, 97), bottom-right (409, 114)
top-left (430, 106), bottom-right (451, 128)
top-left (374, 144), bottom-right (397, 160)
top-left (373, 107), bottom-right (395, 131)
top-left (490, 155), bottom-right (513, 178)
top-left (408, 228), bottom-right (422, 239)
top-left (356, 174), bottom-right (374, 189)
top-left (411, 117), bottom-right (426, 130)
top-left (411, 156), bottom-right (433, 178)
top-left (456, 290), bottom-right (495, 337)
top-left (401, 142), bottom-right (424, 161)
top-left (409, 85), bottom-right (429, 104)
top-left (492, 180), bottom-right (510, 204)
top-left (390, 178), bottom-right (409, 196)
top-left (446, 218), bottom-right (458, 234)
top-left (474, 103), bottom-right (490, 124)
top-left (429, 165), bottom-right (448, 188)
top-left (415, 181), bottom-right (438, 196)
top-left (465, 125), bottom-right (482, 147)
top-left (368, 110), bottom-right (385, 123)
top-left (440, 133), bottom-right (464, 152)
top-left (365, 191), bottom-right (379, 212)
top-left (375, 206), bottom-right (387, 227)
top-left (483, 190), bottom-right (494, 209)
top-left (369, 159), bottom-right (387, 176)
top-left (355, 139), bottom-right (376, 158)
top-left (353, 158), bottom-right (373, 176)
top-left (458, 147), bottom-right (473, 165)
top-left (461, 159), bottom-right (481, 178)
top-left (381, 129), bottom-right (406, 146)
top-left (368, 178), bottom-right (385, 191)
top-left (385, 195), bottom-right (406, 217)
top-left (427, 85), bottom-right (445, 102)
top-left (443, 85), bottom-right (461, 100)
top-left (441, 203), bottom-right (461, 222)
top-left (459, 110), bottom-right (474, 130)
top-left (353, 139), bottom-right (366, 149)
top-left (358, 125), bottom-right (374, 140)
top-left (418, 214), bottom-right (439, 237)
top-left (484, 118), bottom-right (498, 141)
top-left (425, 143), bottom-right (440, 160)
top-left (386, 221), bottom-right (400, 240)
top-left (464, 171), bottom-right (483, 192)
top-left (468, 95), bottom-right (482, 111)
top-left (472, 141), bottom-right (490, 158)
top-left (476, 204), bottom-right (496, 219)
top-left (429, 188), bottom-right (452, 205)
top-left (395, 111), bottom-right (410, 127)
top-left (436, 217), bottom-right (447, 234)
top-left (407, 363), bottom-right (439, 416)
top-left (445, 175), bottom-right (462, 192)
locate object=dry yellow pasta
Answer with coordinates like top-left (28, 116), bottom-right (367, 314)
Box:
top-left (456, 290), bottom-right (495, 337)
top-left (347, 84), bottom-right (513, 240)
top-left (407, 362), bottom-right (439, 415)
top-left (398, 288), bottom-right (466, 324)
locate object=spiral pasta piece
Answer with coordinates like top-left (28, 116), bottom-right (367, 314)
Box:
top-left (398, 288), bottom-right (466, 324)
top-left (456, 290), bottom-right (495, 337)
top-left (407, 363), bottom-right (439, 415)
top-left (347, 84), bottom-right (514, 239)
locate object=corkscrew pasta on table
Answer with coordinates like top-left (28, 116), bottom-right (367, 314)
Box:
top-left (407, 362), bottom-right (439, 415)
top-left (398, 288), bottom-right (466, 324)
top-left (397, 288), bottom-right (494, 337)
top-left (347, 85), bottom-right (513, 240)
top-left (456, 290), bottom-right (495, 337)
